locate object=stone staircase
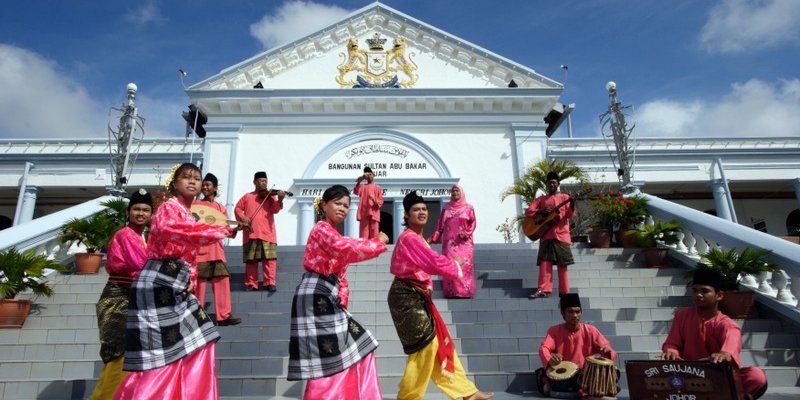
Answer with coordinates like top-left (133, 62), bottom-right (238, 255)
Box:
top-left (2, 244), bottom-right (800, 399)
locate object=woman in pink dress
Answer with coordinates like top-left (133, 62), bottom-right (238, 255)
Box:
top-left (429, 185), bottom-right (476, 298)
top-left (115, 163), bottom-right (239, 400)
top-left (288, 184), bottom-right (389, 399)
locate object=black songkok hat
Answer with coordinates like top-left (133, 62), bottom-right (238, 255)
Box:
top-left (128, 188), bottom-right (153, 211)
top-left (254, 171), bottom-right (267, 180)
top-left (559, 293), bottom-right (581, 311)
top-left (691, 268), bottom-right (722, 291)
top-left (403, 191), bottom-right (425, 212)
top-left (363, 166), bottom-right (373, 174)
top-left (546, 171), bottom-right (560, 182)
top-left (203, 173), bottom-right (218, 187)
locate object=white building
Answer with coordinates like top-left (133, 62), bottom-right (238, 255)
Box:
top-left (1, 3), bottom-right (798, 243)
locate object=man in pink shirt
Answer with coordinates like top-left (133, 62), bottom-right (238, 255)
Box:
top-left (353, 166), bottom-right (383, 239)
top-left (659, 269), bottom-right (768, 399)
top-left (235, 171), bottom-right (284, 292)
top-left (194, 173), bottom-right (240, 326)
top-left (526, 171), bottom-right (575, 298)
top-left (536, 293), bottom-right (617, 397)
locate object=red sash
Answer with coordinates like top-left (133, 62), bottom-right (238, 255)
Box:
top-left (405, 279), bottom-right (456, 377)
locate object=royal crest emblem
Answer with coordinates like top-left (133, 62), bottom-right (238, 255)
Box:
top-left (336, 33), bottom-right (418, 88)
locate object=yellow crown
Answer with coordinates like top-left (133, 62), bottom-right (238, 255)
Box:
top-left (367, 33), bottom-right (386, 51)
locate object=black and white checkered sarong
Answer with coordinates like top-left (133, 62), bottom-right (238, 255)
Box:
top-left (123, 258), bottom-right (219, 371)
top-left (287, 271), bottom-right (378, 381)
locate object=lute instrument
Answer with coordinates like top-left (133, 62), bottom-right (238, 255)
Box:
top-left (522, 188), bottom-right (591, 241)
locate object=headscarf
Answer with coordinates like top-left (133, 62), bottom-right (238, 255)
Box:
top-left (442, 185), bottom-right (472, 219)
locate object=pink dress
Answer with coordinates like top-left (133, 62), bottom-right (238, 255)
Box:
top-left (430, 185), bottom-right (476, 298)
top-left (662, 307), bottom-right (767, 397)
top-left (538, 323), bottom-right (617, 369)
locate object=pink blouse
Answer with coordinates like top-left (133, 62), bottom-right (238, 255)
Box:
top-left (304, 220), bottom-right (387, 308)
top-left (390, 229), bottom-right (461, 289)
top-left (105, 226), bottom-right (148, 278)
top-left (148, 197), bottom-right (233, 281)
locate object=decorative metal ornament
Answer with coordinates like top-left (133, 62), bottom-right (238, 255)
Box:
top-left (336, 33), bottom-right (418, 88)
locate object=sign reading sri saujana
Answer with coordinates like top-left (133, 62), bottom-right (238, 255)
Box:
top-left (336, 33), bottom-right (419, 88)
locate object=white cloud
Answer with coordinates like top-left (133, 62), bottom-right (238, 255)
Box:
top-left (0, 44), bottom-right (103, 138)
top-left (634, 79), bottom-right (800, 137)
top-left (124, 1), bottom-right (167, 27)
top-left (132, 94), bottom-right (186, 138)
top-left (699, 0), bottom-right (800, 53)
top-left (250, 1), bottom-right (352, 49)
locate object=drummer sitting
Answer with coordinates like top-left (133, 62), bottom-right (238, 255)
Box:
top-left (536, 293), bottom-right (617, 397)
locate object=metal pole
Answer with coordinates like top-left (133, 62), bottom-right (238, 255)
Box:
top-left (190, 107), bottom-right (199, 163)
top-left (13, 161), bottom-right (34, 226)
top-left (118, 84), bottom-right (138, 193)
top-left (715, 157), bottom-right (738, 223)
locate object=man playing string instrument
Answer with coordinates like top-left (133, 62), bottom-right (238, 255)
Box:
top-left (526, 171), bottom-right (575, 298)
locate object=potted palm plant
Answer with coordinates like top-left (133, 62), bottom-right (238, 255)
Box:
top-left (684, 248), bottom-right (778, 318)
top-left (627, 220), bottom-right (681, 267)
top-left (59, 198), bottom-right (127, 274)
top-left (0, 248), bottom-right (67, 328)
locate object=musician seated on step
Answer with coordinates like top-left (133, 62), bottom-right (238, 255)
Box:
top-left (536, 293), bottom-right (617, 397)
top-left (658, 268), bottom-right (768, 400)
top-left (525, 171), bottom-right (576, 299)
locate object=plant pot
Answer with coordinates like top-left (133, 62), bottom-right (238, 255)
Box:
top-left (780, 236), bottom-right (799, 244)
top-left (75, 252), bottom-right (103, 274)
top-left (643, 248), bottom-right (670, 268)
top-left (571, 235), bottom-right (589, 243)
top-left (0, 299), bottom-right (32, 328)
top-left (719, 290), bottom-right (755, 319)
top-left (616, 229), bottom-right (638, 248)
top-left (588, 227), bottom-right (611, 248)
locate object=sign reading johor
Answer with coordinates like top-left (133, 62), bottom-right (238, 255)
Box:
top-left (321, 139), bottom-right (437, 179)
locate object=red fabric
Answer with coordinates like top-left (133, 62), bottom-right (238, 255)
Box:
top-left (538, 323), bottom-right (617, 369)
top-left (390, 229), bottom-right (461, 290)
top-left (105, 226), bottom-right (148, 278)
top-left (192, 200), bottom-right (233, 264)
top-left (245, 259), bottom-right (276, 287)
top-left (525, 193), bottom-right (574, 243)
top-left (147, 197), bottom-right (233, 283)
top-left (537, 260), bottom-right (570, 294)
top-left (114, 342), bottom-right (217, 400)
top-left (195, 276), bottom-right (232, 321)
top-left (358, 217), bottom-right (380, 240)
top-left (662, 307), bottom-right (767, 396)
top-left (303, 220), bottom-right (387, 308)
top-left (302, 352), bottom-right (382, 400)
top-left (353, 182), bottom-right (383, 221)
top-left (234, 191), bottom-right (282, 244)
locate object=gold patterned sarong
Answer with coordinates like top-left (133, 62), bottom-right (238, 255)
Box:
top-left (96, 282), bottom-right (129, 363)
top-left (197, 260), bottom-right (230, 278)
top-left (243, 239), bottom-right (277, 262)
top-left (387, 278), bottom-right (435, 354)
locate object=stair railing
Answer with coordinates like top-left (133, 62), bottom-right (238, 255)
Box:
top-left (629, 191), bottom-right (800, 323)
top-left (0, 195), bottom-right (117, 261)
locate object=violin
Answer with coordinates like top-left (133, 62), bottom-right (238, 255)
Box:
top-left (258, 188), bottom-right (294, 197)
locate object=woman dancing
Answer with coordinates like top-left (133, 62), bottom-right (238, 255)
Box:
top-left (429, 184), bottom-right (477, 298)
top-left (288, 184), bottom-right (389, 399)
top-left (389, 191), bottom-right (494, 400)
top-left (115, 163), bottom-right (238, 400)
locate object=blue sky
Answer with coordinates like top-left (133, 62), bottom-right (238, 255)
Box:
top-left (1, 0), bottom-right (798, 139)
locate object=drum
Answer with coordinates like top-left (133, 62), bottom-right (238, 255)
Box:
top-left (546, 360), bottom-right (581, 395)
top-left (580, 355), bottom-right (620, 398)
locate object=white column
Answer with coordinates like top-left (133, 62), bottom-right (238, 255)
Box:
top-left (298, 201), bottom-right (315, 245)
top-left (708, 180), bottom-right (732, 221)
top-left (393, 200), bottom-right (405, 241)
top-left (18, 186), bottom-right (39, 224)
top-left (345, 199), bottom-right (359, 238)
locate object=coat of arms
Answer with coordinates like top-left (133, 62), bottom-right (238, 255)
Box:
top-left (336, 33), bottom-right (418, 88)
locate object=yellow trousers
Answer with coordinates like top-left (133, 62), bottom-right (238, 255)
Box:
top-left (89, 356), bottom-right (129, 400)
top-left (397, 337), bottom-right (478, 400)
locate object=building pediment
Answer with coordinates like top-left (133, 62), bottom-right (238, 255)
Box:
top-left (189, 3), bottom-right (560, 91)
